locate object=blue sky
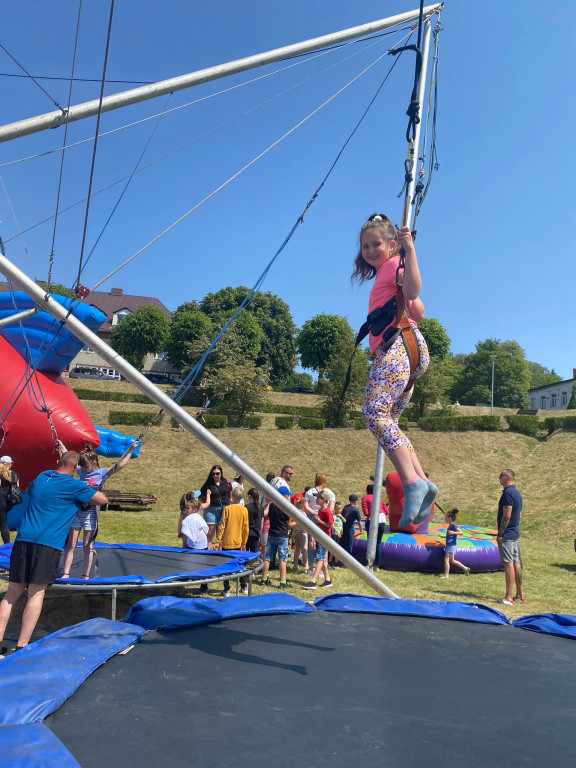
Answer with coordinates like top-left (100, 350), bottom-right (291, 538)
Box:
top-left (1, 1), bottom-right (574, 378)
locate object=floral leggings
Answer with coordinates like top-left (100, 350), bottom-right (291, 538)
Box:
top-left (362, 327), bottom-right (429, 455)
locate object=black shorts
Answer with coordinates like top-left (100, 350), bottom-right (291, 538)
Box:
top-left (9, 540), bottom-right (61, 586)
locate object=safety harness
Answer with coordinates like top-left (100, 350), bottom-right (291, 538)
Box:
top-left (342, 246), bottom-right (421, 398)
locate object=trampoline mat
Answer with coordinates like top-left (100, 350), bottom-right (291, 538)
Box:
top-left (64, 547), bottom-right (233, 580)
top-left (47, 610), bottom-right (576, 768)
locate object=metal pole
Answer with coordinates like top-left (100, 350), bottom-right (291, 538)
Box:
top-left (0, 5), bottom-right (442, 144)
top-left (0, 306), bottom-right (39, 329)
top-left (366, 18), bottom-right (433, 568)
top-left (0, 253), bottom-right (399, 598)
top-left (490, 355), bottom-right (497, 415)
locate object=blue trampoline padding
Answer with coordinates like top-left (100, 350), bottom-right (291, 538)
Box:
top-left (313, 593), bottom-right (510, 625)
top-left (124, 592), bottom-right (316, 631)
top-left (513, 613), bottom-right (576, 641)
top-left (0, 291), bottom-right (106, 375)
top-left (94, 426), bottom-right (141, 458)
top-left (49, 543), bottom-right (261, 585)
top-left (0, 542), bottom-right (12, 571)
top-left (0, 618), bottom-right (145, 725)
top-left (0, 723), bottom-right (81, 768)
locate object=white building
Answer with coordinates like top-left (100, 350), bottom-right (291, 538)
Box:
top-left (528, 369), bottom-right (576, 411)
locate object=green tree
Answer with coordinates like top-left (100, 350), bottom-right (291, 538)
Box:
top-left (411, 357), bottom-right (459, 416)
top-left (568, 385), bottom-right (576, 410)
top-left (206, 360), bottom-right (269, 424)
top-left (38, 281), bottom-right (71, 298)
top-left (527, 361), bottom-right (562, 388)
top-left (320, 341), bottom-right (370, 427)
top-left (274, 371), bottom-right (315, 392)
top-left (297, 314), bottom-right (355, 383)
top-left (200, 287), bottom-right (297, 382)
top-left (417, 318), bottom-right (451, 359)
top-left (110, 306), bottom-right (170, 370)
top-left (167, 309), bottom-right (213, 369)
top-left (451, 339), bottom-right (531, 408)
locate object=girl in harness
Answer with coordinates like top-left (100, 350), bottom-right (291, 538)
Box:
top-left (353, 214), bottom-right (436, 527)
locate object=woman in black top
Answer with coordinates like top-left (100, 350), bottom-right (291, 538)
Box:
top-left (0, 457), bottom-right (19, 544)
top-left (246, 487), bottom-right (262, 553)
top-left (199, 464), bottom-right (231, 546)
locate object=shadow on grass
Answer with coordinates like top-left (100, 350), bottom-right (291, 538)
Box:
top-left (551, 562), bottom-right (576, 573)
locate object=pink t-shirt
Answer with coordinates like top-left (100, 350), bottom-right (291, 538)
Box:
top-left (368, 255), bottom-right (415, 355)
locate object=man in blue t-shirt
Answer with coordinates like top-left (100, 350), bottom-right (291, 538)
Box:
top-left (0, 452), bottom-right (107, 656)
top-left (496, 469), bottom-right (524, 606)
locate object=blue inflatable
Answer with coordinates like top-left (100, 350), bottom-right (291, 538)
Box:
top-left (6, 492), bottom-right (29, 532)
top-left (0, 291), bottom-right (105, 375)
top-left (94, 426), bottom-right (141, 458)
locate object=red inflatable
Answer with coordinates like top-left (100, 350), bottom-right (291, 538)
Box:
top-left (0, 336), bottom-right (99, 488)
top-left (386, 471), bottom-right (433, 534)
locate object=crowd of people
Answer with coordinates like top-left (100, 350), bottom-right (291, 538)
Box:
top-left (178, 463), bottom-right (392, 595)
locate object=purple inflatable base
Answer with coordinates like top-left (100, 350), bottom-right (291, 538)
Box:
top-left (352, 538), bottom-right (502, 574)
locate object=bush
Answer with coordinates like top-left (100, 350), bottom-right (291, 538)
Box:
top-left (262, 403), bottom-right (319, 416)
top-left (275, 415), bottom-right (294, 430)
top-left (419, 415), bottom-right (502, 432)
top-left (245, 415), bottom-right (262, 430)
top-left (202, 414), bottom-right (228, 429)
top-left (299, 417), bottom-right (325, 430)
top-left (398, 416), bottom-right (409, 431)
top-left (544, 415), bottom-right (576, 434)
top-left (354, 418), bottom-right (365, 430)
top-left (75, 388), bottom-right (152, 404)
top-left (109, 411), bottom-right (163, 426)
top-left (506, 415), bottom-right (541, 437)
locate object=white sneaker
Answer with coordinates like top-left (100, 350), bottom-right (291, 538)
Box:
top-left (221, 589), bottom-right (231, 597)
top-left (240, 586), bottom-right (248, 596)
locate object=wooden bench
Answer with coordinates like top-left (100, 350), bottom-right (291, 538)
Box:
top-left (103, 489), bottom-right (158, 509)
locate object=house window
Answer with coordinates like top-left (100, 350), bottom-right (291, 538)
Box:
top-left (541, 395), bottom-right (547, 408)
top-left (112, 308), bottom-right (131, 325)
top-left (551, 393), bottom-right (557, 408)
top-left (155, 351), bottom-right (168, 360)
top-left (562, 392), bottom-right (568, 406)
top-left (82, 345), bottom-right (94, 353)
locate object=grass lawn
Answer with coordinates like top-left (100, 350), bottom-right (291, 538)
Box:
top-left (2, 385), bottom-right (575, 635)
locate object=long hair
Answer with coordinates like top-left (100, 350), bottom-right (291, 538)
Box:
top-left (200, 464), bottom-right (226, 497)
top-left (0, 463), bottom-right (11, 482)
top-left (351, 213), bottom-right (399, 284)
top-left (314, 473), bottom-right (327, 489)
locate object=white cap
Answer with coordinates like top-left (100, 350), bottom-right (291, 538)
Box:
top-left (0, 456), bottom-right (13, 463)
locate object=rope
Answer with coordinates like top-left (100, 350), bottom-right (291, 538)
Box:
top-left (2, 34), bottom-right (397, 247)
top-left (165, 42), bottom-right (409, 410)
top-left (0, 42), bottom-right (65, 112)
top-left (74, 0), bottom-right (115, 292)
top-left (91, 34), bottom-right (412, 291)
top-left (47, 0), bottom-right (83, 291)
top-left (0, 28), bottom-right (404, 172)
top-left (80, 93), bottom-right (173, 277)
top-left (0, 176), bottom-right (37, 281)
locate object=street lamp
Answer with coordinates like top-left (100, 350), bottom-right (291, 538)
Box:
top-left (490, 355), bottom-right (497, 415)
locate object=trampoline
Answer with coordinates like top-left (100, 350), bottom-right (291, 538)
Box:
top-left (1, 593), bottom-right (576, 768)
top-left (0, 543), bottom-right (262, 618)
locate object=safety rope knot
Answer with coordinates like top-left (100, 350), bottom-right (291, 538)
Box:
top-left (75, 284), bottom-right (90, 299)
top-left (406, 100), bottom-right (421, 125)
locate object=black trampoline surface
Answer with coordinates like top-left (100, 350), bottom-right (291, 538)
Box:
top-left (46, 610), bottom-right (576, 768)
top-left (60, 547), bottom-right (233, 581)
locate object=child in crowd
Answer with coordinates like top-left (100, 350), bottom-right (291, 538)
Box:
top-left (340, 494), bottom-right (363, 557)
top-left (441, 508), bottom-right (470, 578)
top-left (213, 486), bottom-right (249, 596)
top-left (329, 502), bottom-right (344, 566)
top-left (291, 496), bottom-right (308, 572)
top-left (179, 497), bottom-right (210, 594)
top-left (61, 441), bottom-right (138, 579)
top-left (303, 490), bottom-right (334, 590)
top-left (353, 214), bottom-right (434, 528)
top-left (260, 486), bottom-right (295, 590)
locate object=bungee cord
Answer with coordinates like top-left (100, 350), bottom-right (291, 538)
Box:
top-left (47, 0), bottom-right (84, 291)
top-left (91, 31), bottom-right (413, 291)
top-left (0, 26), bottom-right (411, 171)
